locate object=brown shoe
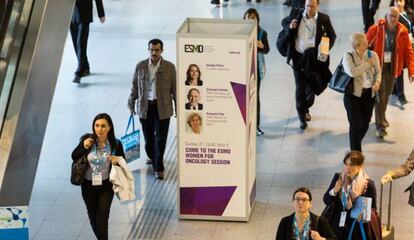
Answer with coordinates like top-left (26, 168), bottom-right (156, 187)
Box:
top-left (155, 171), bottom-right (164, 180)
top-left (146, 159), bottom-right (153, 164)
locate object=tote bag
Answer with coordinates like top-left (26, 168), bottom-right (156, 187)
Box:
top-left (121, 114), bottom-right (140, 163)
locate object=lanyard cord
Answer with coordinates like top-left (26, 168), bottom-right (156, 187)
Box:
top-left (302, 17), bottom-right (316, 36)
top-left (293, 214), bottom-right (311, 240)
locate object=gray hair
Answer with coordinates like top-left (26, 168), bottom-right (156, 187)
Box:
top-left (349, 32), bottom-right (366, 49)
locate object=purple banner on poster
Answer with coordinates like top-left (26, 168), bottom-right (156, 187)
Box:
top-left (230, 82), bottom-right (246, 124)
top-left (180, 186), bottom-right (237, 215)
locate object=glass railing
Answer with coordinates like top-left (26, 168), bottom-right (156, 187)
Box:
top-left (0, 0), bottom-right (34, 135)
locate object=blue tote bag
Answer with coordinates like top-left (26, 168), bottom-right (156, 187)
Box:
top-left (121, 114), bottom-right (140, 163)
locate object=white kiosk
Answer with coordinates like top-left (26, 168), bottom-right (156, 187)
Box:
top-left (177, 18), bottom-right (257, 221)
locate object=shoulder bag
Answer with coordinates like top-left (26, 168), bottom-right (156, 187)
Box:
top-left (328, 52), bottom-right (354, 93)
top-left (71, 152), bottom-right (89, 186)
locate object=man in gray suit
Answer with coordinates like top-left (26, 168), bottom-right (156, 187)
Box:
top-left (128, 39), bottom-right (176, 180)
top-left (70, 0), bottom-right (105, 83)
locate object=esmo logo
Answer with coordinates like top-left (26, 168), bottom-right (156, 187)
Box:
top-left (184, 44), bottom-right (204, 53)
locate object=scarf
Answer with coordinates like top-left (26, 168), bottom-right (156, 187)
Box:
top-left (341, 169), bottom-right (369, 210)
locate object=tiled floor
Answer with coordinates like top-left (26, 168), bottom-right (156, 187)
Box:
top-left (30, 0), bottom-right (414, 239)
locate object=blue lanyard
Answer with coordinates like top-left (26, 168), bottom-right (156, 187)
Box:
top-left (341, 181), bottom-right (352, 211)
top-left (293, 214), bottom-right (310, 240)
top-left (91, 142), bottom-right (110, 172)
top-left (302, 17), bottom-right (315, 36)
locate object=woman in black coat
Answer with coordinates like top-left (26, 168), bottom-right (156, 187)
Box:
top-left (276, 187), bottom-right (336, 240)
top-left (323, 151), bottom-right (379, 240)
top-left (72, 113), bottom-right (125, 240)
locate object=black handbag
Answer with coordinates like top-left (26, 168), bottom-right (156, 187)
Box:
top-left (70, 153), bottom-right (89, 186)
top-left (328, 52), bottom-right (354, 94)
top-left (321, 198), bottom-right (345, 238)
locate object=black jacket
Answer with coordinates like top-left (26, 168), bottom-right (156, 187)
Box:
top-left (323, 172), bottom-right (377, 240)
top-left (281, 9), bottom-right (337, 65)
top-left (71, 0), bottom-right (105, 23)
top-left (276, 212), bottom-right (337, 240)
top-left (71, 134), bottom-right (125, 163)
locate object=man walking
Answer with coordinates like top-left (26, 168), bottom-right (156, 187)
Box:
top-left (70, 0), bottom-right (105, 83)
top-left (366, 7), bottom-right (414, 138)
top-left (281, 0), bottom-right (336, 129)
top-left (128, 39), bottom-right (176, 180)
top-left (362, 0), bottom-right (381, 33)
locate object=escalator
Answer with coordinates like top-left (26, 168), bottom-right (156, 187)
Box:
top-left (0, 0), bottom-right (75, 238)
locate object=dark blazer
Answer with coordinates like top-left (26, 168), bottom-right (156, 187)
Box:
top-left (399, 11), bottom-right (414, 37)
top-left (281, 8), bottom-right (337, 64)
top-left (276, 212), bottom-right (337, 240)
top-left (71, 134), bottom-right (125, 163)
top-left (185, 102), bottom-right (203, 110)
top-left (323, 172), bottom-right (377, 240)
top-left (71, 0), bottom-right (105, 23)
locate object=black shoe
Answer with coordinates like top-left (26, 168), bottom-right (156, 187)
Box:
top-left (81, 70), bottom-right (90, 77)
top-left (376, 128), bottom-right (387, 138)
top-left (283, 0), bottom-right (292, 6)
top-left (72, 76), bottom-right (81, 83)
top-left (155, 171), bottom-right (164, 180)
top-left (305, 113), bottom-right (311, 121)
top-left (399, 95), bottom-right (408, 105)
top-left (256, 0), bottom-right (261, 2)
top-left (211, 0), bottom-right (220, 4)
top-left (257, 127), bottom-right (264, 136)
top-left (300, 121), bottom-right (307, 129)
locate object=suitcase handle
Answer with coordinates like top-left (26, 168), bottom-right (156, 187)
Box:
top-left (379, 181), bottom-right (392, 231)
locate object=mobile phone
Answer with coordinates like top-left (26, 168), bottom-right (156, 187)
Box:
top-left (90, 133), bottom-right (98, 142)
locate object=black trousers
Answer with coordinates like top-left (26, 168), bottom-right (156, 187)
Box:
top-left (81, 179), bottom-right (114, 240)
top-left (292, 50), bottom-right (315, 122)
top-left (343, 89), bottom-right (375, 151)
top-left (392, 72), bottom-right (405, 98)
top-left (70, 22), bottom-right (90, 76)
top-left (361, 0), bottom-right (376, 32)
top-left (140, 102), bottom-right (170, 172)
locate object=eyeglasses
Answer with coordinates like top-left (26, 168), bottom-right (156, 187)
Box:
top-left (387, 14), bottom-right (399, 18)
top-left (293, 198), bottom-right (310, 203)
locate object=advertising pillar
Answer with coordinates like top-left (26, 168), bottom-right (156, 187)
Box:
top-left (177, 18), bottom-right (257, 221)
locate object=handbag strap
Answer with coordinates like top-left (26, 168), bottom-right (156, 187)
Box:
top-left (125, 114), bottom-right (136, 135)
top-left (348, 219), bottom-right (367, 240)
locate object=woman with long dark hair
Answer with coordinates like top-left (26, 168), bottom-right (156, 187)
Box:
top-left (243, 8), bottom-right (269, 136)
top-left (185, 64), bottom-right (203, 86)
top-left (71, 113), bottom-right (125, 240)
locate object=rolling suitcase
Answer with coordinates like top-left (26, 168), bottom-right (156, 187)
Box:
top-left (380, 182), bottom-right (395, 240)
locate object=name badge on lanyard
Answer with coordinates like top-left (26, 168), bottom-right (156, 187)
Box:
top-left (339, 211), bottom-right (347, 227)
top-left (384, 52), bottom-right (392, 63)
top-left (92, 172), bottom-right (102, 186)
top-left (303, 18), bottom-right (316, 48)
